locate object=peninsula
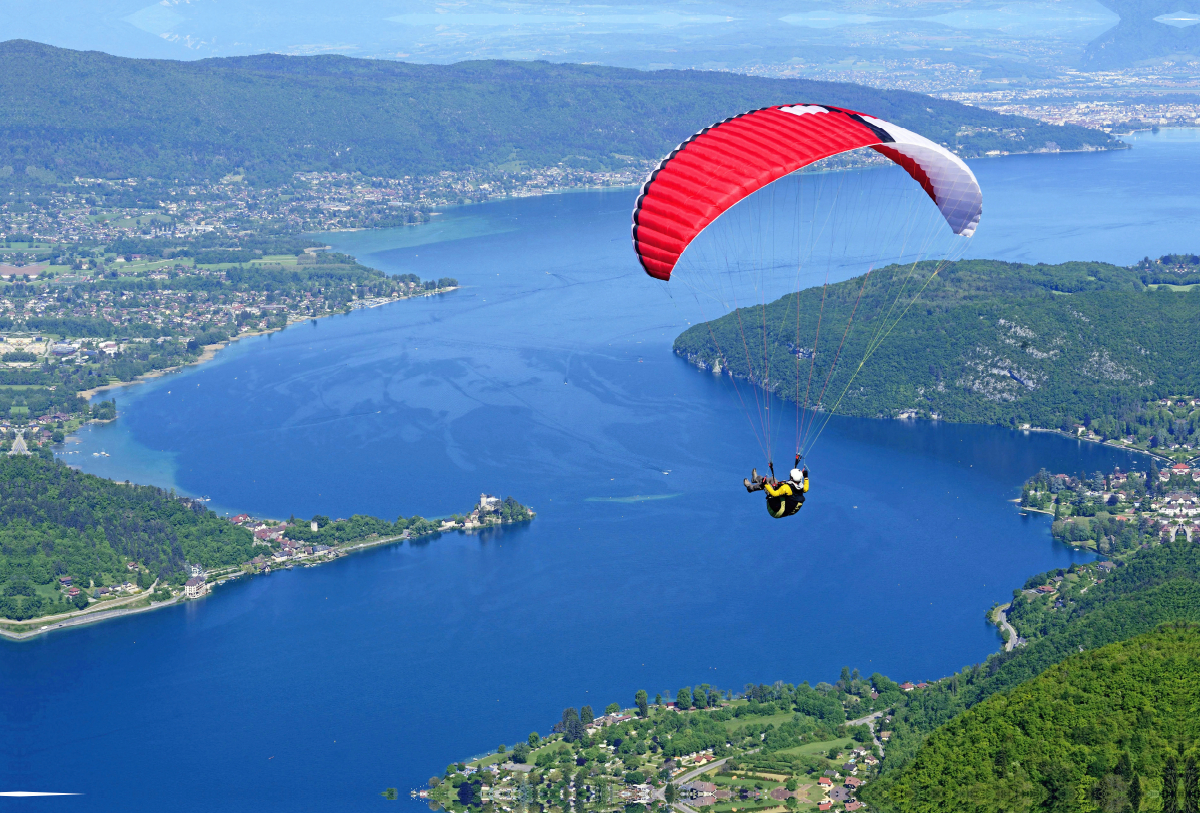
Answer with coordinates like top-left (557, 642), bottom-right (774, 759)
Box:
top-left (0, 453), bottom-right (533, 637)
top-left (675, 257), bottom-right (1200, 464)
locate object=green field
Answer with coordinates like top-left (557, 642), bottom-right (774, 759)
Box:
top-left (1147, 282), bottom-right (1199, 291)
top-left (721, 710), bottom-right (798, 734)
top-left (774, 737), bottom-right (855, 758)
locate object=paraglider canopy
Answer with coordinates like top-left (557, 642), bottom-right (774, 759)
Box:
top-left (631, 104), bottom-right (982, 280)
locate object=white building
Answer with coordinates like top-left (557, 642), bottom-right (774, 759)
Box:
top-left (184, 577), bottom-right (209, 599)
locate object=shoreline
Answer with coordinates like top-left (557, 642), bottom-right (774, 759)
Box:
top-left (307, 143), bottom-right (1130, 238)
top-left (1, 287), bottom-right (474, 640)
top-left (0, 594), bottom-right (182, 641)
top-left (0, 512), bottom-right (533, 641)
top-left (73, 287), bottom-right (459, 403)
top-left (1020, 426), bottom-right (1189, 465)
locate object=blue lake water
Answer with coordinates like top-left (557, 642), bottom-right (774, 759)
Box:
top-left (4, 129), bottom-right (1198, 810)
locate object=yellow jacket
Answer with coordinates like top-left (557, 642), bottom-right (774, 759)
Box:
top-left (764, 475), bottom-right (809, 498)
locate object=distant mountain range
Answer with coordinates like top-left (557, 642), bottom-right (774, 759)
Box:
top-left (0, 39), bottom-right (1123, 187)
top-left (1084, 0), bottom-right (1200, 67)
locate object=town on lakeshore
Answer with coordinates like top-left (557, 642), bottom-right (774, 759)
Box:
top-left (411, 680), bottom-right (891, 813)
top-left (0, 243), bottom-right (458, 461)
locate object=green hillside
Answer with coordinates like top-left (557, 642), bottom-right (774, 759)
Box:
top-left (869, 538), bottom-right (1200, 775)
top-left (872, 625), bottom-right (1200, 813)
top-left (0, 39), bottom-right (1121, 186)
top-left (0, 454), bottom-right (253, 619)
top-left (674, 259), bottom-right (1200, 442)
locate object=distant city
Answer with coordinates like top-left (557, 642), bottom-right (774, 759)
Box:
top-left (746, 59), bottom-right (1200, 131)
top-left (0, 163), bottom-right (655, 248)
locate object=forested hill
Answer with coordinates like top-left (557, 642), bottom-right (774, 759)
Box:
top-left (0, 39), bottom-right (1120, 186)
top-left (870, 626), bottom-right (1200, 813)
top-left (860, 538), bottom-right (1200, 811)
top-left (0, 454), bottom-right (253, 619)
top-left (674, 259), bottom-right (1200, 435)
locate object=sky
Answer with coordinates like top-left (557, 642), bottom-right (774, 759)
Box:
top-left (0, 0), bottom-right (1122, 69)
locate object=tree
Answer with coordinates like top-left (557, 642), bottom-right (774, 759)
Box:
top-left (562, 707), bottom-right (586, 743)
top-left (1116, 751), bottom-right (1133, 780)
top-left (529, 732), bottom-right (540, 747)
top-left (676, 687), bottom-right (693, 710)
top-left (1186, 756), bottom-right (1198, 813)
top-left (664, 784), bottom-right (678, 803)
top-left (655, 693), bottom-right (663, 706)
top-left (497, 744), bottom-right (506, 755)
top-left (606, 702), bottom-right (620, 715)
top-left (1164, 757), bottom-right (1179, 813)
top-left (581, 705), bottom-right (594, 725)
top-left (1129, 774), bottom-right (1142, 812)
top-left (635, 690), bottom-right (649, 718)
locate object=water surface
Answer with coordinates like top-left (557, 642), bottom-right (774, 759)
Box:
top-left (6, 131), bottom-right (1195, 811)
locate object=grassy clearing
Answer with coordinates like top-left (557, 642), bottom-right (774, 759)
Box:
top-left (721, 710), bottom-right (797, 733)
top-left (1146, 283), bottom-right (1199, 291)
top-left (713, 773), bottom-right (784, 790)
top-left (774, 736), bottom-right (855, 758)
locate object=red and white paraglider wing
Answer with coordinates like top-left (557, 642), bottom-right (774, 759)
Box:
top-left (859, 114), bottom-right (982, 241)
top-left (631, 104), bottom-right (982, 280)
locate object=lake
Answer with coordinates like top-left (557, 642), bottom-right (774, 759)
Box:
top-left (4, 130), bottom-right (1196, 810)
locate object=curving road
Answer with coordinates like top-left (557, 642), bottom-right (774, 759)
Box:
top-left (848, 710), bottom-right (886, 756)
top-left (995, 604), bottom-right (1018, 652)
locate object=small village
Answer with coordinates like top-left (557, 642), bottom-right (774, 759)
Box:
top-left (1022, 394), bottom-right (1200, 464)
top-left (0, 492), bottom-right (533, 637)
top-left (416, 677), bottom-right (900, 813)
top-left (156, 492), bottom-right (530, 595)
top-left (1021, 459), bottom-right (1200, 545)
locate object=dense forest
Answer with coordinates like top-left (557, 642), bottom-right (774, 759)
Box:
top-left (861, 537), bottom-right (1200, 810)
top-left (0, 40), bottom-right (1121, 187)
top-left (0, 455), bottom-right (254, 619)
top-left (674, 258), bottom-right (1200, 438)
top-left (871, 626), bottom-right (1200, 813)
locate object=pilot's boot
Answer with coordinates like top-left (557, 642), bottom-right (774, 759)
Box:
top-left (745, 469), bottom-right (763, 493)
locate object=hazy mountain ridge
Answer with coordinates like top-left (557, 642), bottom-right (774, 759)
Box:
top-left (0, 39), bottom-right (1122, 186)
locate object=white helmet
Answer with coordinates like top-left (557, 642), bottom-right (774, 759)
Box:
top-left (789, 468), bottom-right (805, 482)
